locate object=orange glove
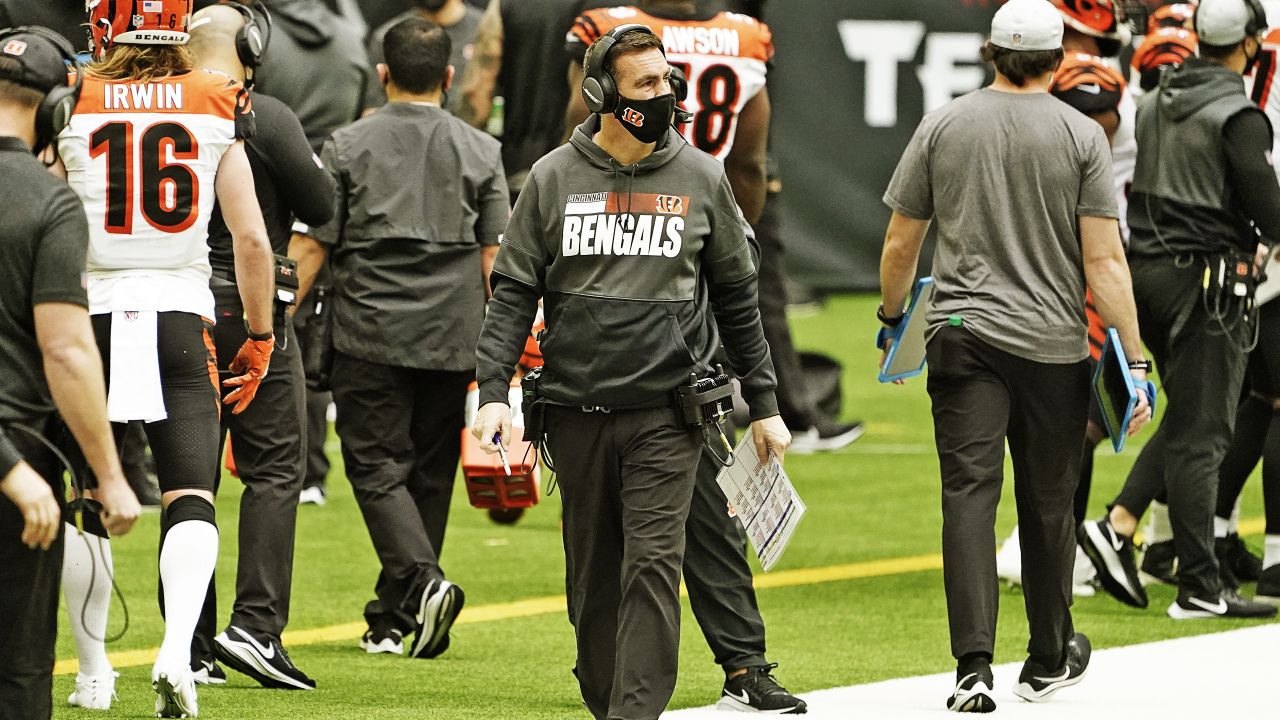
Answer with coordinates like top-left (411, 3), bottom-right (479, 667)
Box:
top-left (223, 335), bottom-right (274, 414)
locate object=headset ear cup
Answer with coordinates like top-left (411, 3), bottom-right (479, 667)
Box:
top-left (597, 72), bottom-right (617, 114)
top-left (582, 75), bottom-right (606, 114)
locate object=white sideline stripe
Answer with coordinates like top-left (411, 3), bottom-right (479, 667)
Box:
top-left (664, 625), bottom-right (1280, 718)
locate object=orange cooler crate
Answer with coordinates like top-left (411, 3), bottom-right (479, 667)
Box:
top-left (460, 426), bottom-right (540, 510)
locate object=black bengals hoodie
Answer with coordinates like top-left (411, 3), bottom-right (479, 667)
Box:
top-left (476, 116), bottom-right (778, 420)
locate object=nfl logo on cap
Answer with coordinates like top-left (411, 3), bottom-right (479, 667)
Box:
top-left (1012, 33), bottom-right (1023, 45)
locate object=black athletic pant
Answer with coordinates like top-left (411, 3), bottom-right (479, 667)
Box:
top-left (754, 190), bottom-right (818, 430)
top-left (926, 326), bottom-right (1088, 664)
top-left (330, 351), bottom-right (470, 633)
top-left (547, 405), bottom-right (702, 720)
top-left (684, 445), bottom-right (768, 672)
top-left (192, 293), bottom-right (307, 658)
top-left (0, 428), bottom-right (62, 720)
top-left (1216, 301), bottom-right (1280, 534)
top-left (1114, 258), bottom-right (1251, 596)
top-left (292, 302), bottom-right (331, 492)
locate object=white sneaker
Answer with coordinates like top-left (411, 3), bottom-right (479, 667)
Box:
top-left (996, 527), bottom-right (1022, 586)
top-left (1072, 544), bottom-right (1098, 597)
top-left (68, 671), bottom-right (118, 710)
top-left (152, 665), bottom-right (198, 718)
top-left (298, 486), bottom-right (327, 506)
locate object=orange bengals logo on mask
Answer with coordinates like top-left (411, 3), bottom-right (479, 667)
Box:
top-left (620, 107), bottom-right (644, 127)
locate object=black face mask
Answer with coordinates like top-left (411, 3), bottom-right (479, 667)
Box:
top-left (613, 92), bottom-right (675, 144)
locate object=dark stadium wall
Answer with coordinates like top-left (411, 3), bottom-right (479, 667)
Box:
top-left (765, 0), bottom-right (1001, 292)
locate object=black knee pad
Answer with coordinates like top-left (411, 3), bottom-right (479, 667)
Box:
top-left (165, 495), bottom-right (216, 527)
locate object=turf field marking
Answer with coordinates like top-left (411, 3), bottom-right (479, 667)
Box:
top-left (53, 517), bottom-right (1268, 676)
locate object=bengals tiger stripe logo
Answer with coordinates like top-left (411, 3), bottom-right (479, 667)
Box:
top-left (620, 107), bottom-right (645, 127)
top-left (655, 195), bottom-right (684, 215)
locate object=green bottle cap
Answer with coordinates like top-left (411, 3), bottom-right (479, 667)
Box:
top-left (948, 316), bottom-right (963, 327)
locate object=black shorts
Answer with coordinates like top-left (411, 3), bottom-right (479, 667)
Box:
top-left (92, 311), bottom-right (220, 494)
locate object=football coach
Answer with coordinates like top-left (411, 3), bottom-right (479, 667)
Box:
top-left (878, 0), bottom-right (1150, 712)
top-left (471, 23), bottom-right (788, 720)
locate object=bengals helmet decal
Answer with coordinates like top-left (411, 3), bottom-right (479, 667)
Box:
top-left (1053, 0), bottom-right (1127, 38)
top-left (87, 0), bottom-right (193, 59)
top-left (1051, 52), bottom-right (1127, 115)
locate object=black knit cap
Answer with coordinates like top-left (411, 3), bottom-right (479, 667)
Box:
top-left (0, 30), bottom-right (71, 93)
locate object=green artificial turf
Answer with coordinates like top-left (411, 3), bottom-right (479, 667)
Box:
top-left (52, 294), bottom-right (1273, 718)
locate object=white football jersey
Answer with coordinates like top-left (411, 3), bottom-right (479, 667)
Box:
top-left (59, 69), bottom-right (253, 317)
top-left (1112, 87), bottom-right (1137, 243)
top-left (570, 7), bottom-right (773, 161)
top-left (1246, 27), bottom-right (1280, 182)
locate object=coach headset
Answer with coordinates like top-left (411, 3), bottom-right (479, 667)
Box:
top-left (580, 23), bottom-right (693, 122)
top-left (0, 25), bottom-right (82, 156)
top-left (217, 0), bottom-right (273, 87)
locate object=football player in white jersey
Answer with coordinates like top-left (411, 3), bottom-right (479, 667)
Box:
top-left (55, 1), bottom-right (274, 716)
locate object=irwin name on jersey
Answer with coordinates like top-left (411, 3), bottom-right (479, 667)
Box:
top-left (101, 82), bottom-right (185, 110)
top-left (562, 192), bottom-right (691, 258)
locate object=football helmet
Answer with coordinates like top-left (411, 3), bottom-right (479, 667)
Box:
top-left (1051, 52), bottom-right (1127, 115)
top-left (87, 0), bottom-right (193, 58)
top-left (1053, 0), bottom-right (1128, 38)
top-left (1131, 26), bottom-right (1197, 89)
top-left (1149, 3), bottom-right (1197, 32)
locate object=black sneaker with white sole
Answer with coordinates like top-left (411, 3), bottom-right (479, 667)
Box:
top-left (1079, 518), bottom-right (1148, 608)
top-left (1167, 588), bottom-right (1278, 619)
top-left (1257, 564), bottom-right (1280, 605)
top-left (410, 578), bottom-right (465, 659)
top-left (946, 669), bottom-right (995, 713)
top-left (716, 663), bottom-right (807, 714)
top-left (1220, 533), bottom-right (1263, 582)
top-left (214, 625), bottom-right (317, 690)
top-left (360, 626), bottom-right (405, 655)
top-left (191, 658), bottom-right (226, 685)
top-left (1139, 540), bottom-right (1178, 586)
top-left (1013, 633), bottom-right (1090, 702)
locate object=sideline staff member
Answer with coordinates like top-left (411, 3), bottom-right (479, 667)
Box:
top-left (880, 0), bottom-right (1150, 712)
top-left (473, 24), bottom-right (788, 720)
top-left (0, 27), bottom-right (140, 719)
top-left (1081, 0), bottom-right (1280, 619)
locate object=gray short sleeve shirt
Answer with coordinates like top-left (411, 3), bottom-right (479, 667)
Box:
top-left (884, 88), bottom-right (1119, 364)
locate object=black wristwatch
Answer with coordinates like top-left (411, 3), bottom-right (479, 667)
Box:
top-left (1128, 359), bottom-right (1152, 373)
top-left (244, 320), bottom-right (274, 342)
top-left (877, 304), bottom-right (905, 328)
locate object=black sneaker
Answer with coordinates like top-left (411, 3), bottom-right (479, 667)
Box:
top-left (946, 667), bottom-right (995, 713)
top-left (716, 663), bottom-right (807, 714)
top-left (410, 578), bottom-right (465, 659)
top-left (1215, 536), bottom-right (1243, 592)
top-left (1221, 533), bottom-right (1262, 582)
top-left (190, 658), bottom-right (226, 685)
top-left (1167, 588), bottom-right (1279, 619)
top-left (214, 625), bottom-right (317, 690)
top-left (1256, 564), bottom-right (1280, 605)
top-left (1079, 518), bottom-right (1148, 608)
top-left (1139, 540), bottom-right (1178, 586)
top-left (359, 626), bottom-right (404, 655)
top-left (1013, 633), bottom-right (1090, 702)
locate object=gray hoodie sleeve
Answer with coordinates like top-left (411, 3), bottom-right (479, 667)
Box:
top-left (704, 172), bottom-right (779, 421)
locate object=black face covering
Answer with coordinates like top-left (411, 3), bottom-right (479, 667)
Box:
top-left (613, 92), bottom-right (675, 145)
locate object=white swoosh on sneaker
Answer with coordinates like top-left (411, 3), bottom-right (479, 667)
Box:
top-left (236, 630), bottom-right (276, 660)
top-left (1032, 666), bottom-right (1071, 684)
top-left (1187, 596), bottom-right (1228, 614)
top-left (724, 689), bottom-right (750, 704)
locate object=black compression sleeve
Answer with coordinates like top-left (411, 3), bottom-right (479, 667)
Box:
top-left (0, 428), bottom-right (22, 479)
top-left (257, 98), bottom-right (336, 227)
top-left (475, 275), bottom-right (540, 406)
top-left (1224, 110), bottom-right (1280, 248)
top-left (708, 271), bottom-right (779, 420)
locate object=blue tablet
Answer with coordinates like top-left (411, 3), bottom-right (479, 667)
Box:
top-left (878, 277), bottom-right (934, 384)
top-left (1093, 328), bottom-right (1138, 453)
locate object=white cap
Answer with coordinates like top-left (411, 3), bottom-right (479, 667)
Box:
top-left (990, 0), bottom-right (1065, 51)
top-left (1195, 0), bottom-right (1258, 46)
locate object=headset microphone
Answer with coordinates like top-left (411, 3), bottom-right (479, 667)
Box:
top-left (675, 108), bottom-right (694, 124)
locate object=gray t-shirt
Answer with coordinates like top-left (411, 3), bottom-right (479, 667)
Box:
top-left (884, 88), bottom-right (1118, 364)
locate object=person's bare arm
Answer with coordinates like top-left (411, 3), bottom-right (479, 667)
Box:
top-left (482, 245), bottom-right (498, 299)
top-left (879, 212), bottom-right (931, 317)
top-left (34, 302), bottom-right (139, 536)
top-left (1, 461), bottom-right (60, 549)
top-left (562, 61), bottom-right (591, 144)
top-left (1081, 214), bottom-right (1152, 433)
top-left (216, 141), bottom-right (274, 336)
top-left (723, 90), bottom-right (770, 226)
top-left (458, 0), bottom-right (504, 129)
top-left (289, 232), bottom-right (329, 306)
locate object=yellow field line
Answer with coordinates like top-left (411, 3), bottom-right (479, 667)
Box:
top-left (53, 517), bottom-right (1269, 676)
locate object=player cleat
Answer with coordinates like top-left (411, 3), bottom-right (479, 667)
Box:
top-left (788, 420), bottom-right (864, 454)
top-left (1072, 544), bottom-right (1098, 598)
top-left (1079, 517), bottom-right (1148, 608)
top-left (68, 671), bottom-right (119, 710)
top-left (716, 663), bottom-right (808, 714)
top-left (410, 578), bottom-right (465, 659)
top-left (996, 527), bottom-right (1022, 587)
top-left (360, 626), bottom-right (404, 655)
top-left (1139, 540), bottom-right (1178, 586)
top-left (214, 626), bottom-right (316, 690)
top-left (298, 485), bottom-right (327, 506)
top-left (946, 669), bottom-right (995, 713)
top-left (1256, 565), bottom-right (1280, 605)
top-left (152, 667), bottom-right (198, 718)
top-left (1167, 588), bottom-right (1278, 619)
top-left (190, 659), bottom-right (226, 685)
top-left (1013, 633), bottom-right (1090, 702)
